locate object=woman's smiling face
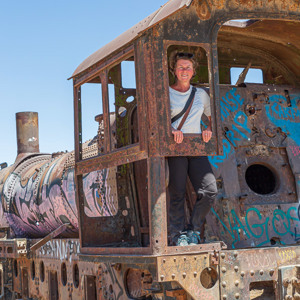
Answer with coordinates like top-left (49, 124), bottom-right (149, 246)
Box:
top-left (174, 59), bottom-right (194, 83)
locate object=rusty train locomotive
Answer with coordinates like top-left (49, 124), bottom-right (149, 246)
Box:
top-left (1, 0), bottom-right (300, 299)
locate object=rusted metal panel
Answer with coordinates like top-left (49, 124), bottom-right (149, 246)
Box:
top-left (16, 112), bottom-right (39, 155)
top-left (134, 40), bottom-right (148, 152)
top-left (219, 246), bottom-right (300, 300)
top-left (157, 253), bottom-right (220, 299)
top-left (147, 157), bottom-right (168, 255)
top-left (75, 144), bottom-right (147, 175)
top-left (100, 70), bottom-right (111, 153)
top-left (21, 267), bottom-right (29, 298)
top-left (206, 84), bottom-right (300, 249)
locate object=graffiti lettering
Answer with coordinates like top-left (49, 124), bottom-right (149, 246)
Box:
top-left (210, 88), bottom-right (249, 168)
top-left (211, 206), bottom-right (300, 249)
top-left (290, 145), bottom-right (300, 156)
top-left (242, 252), bottom-right (274, 269)
top-left (209, 139), bottom-right (232, 168)
top-left (266, 95), bottom-right (300, 144)
top-left (220, 88), bottom-right (244, 121)
top-left (38, 240), bottom-right (80, 260)
top-left (278, 249), bottom-right (296, 263)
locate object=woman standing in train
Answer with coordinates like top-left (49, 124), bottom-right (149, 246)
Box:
top-left (168, 52), bottom-right (218, 246)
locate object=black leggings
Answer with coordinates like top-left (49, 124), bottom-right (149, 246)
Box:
top-left (168, 156), bottom-right (217, 236)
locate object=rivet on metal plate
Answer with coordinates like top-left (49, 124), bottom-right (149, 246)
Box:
top-left (260, 270), bottom-right (264, 275)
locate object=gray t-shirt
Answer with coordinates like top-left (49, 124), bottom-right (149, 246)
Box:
top-left (170, 86), bottom-right (211, 134)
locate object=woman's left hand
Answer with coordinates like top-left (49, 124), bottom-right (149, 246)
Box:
top-left (202, 129), bottom-right (212, 143)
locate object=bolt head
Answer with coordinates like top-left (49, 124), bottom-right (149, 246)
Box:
top-left (260, 270), bottom-right (264, 275)
top-left (241, 271), bottom-right (245, 277)
top-left (221, 267), bottom-right (227, 273)
top-left (234, 266), bottom-right (239, 272)
top-left (221, 253), bottom-right (226, 259)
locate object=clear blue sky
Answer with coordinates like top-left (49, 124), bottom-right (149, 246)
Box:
top-left (0, 0), bottom-right (167, 166)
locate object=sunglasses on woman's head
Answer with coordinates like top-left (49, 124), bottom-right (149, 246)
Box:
top-left (176, 52), bottom-right (194, 59)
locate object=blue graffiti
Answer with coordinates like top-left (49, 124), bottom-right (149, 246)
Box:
top-left (210, 90), bottom-right (300, 169)
top-left (209, 139), bottom-right (232, 168)
top-left (265, 94), bottom-right (300, 144)
top-left (209, 88), bottom-right (251, 168)
top-left (211, 206), bottom-right (300, 249)
top-left (220, 88), bottom-right (244, 121)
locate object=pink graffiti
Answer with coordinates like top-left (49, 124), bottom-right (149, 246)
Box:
top-left (290, 145), bottom-right (300, 156)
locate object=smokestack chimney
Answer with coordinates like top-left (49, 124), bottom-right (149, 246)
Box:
top-left (16, 112), bottom-right (39, 155)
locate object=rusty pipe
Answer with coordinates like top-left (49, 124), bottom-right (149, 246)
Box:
top-left (16, 112), bottom-right (39, 155)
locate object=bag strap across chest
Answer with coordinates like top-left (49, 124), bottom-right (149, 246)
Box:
top-left (171, 86), bottom-right (196, 130)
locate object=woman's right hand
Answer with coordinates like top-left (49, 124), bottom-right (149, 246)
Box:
top-left (172, 129), bottom-right (184, 144)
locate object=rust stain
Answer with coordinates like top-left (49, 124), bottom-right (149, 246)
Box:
top-left (195, 0), bottom-right (212, 20)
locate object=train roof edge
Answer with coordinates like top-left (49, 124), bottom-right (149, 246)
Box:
top-left (71, 0), bottom-right (192, 79)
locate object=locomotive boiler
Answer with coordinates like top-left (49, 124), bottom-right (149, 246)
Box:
top-left (1, 0), bottom-right (300, 299)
